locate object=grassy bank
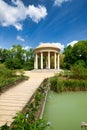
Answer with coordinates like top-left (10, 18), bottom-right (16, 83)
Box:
top-left (50, 66), bottom-right (87, 93)
top-left (0, 64), bottom-right (28, 92)
top-left (50, 77), bottom-right (87, 92)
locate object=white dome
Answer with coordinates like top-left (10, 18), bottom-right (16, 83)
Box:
top-left (36, 43), bottom-right (60, 49)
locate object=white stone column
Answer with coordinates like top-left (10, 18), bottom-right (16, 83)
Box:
top-left (57, 53), bottom-right (59, 70)
top-left (34, 53), bottom-right (38, 69)
top-left (54, 52), bottom-right (56, 69)
top-left (34, 55), bottom-right (36, 69)
top-left (41, 52), bottom-right (43, 69)
top-left (48, 51), bottom-right (50, 69)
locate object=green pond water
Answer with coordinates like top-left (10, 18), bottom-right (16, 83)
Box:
top-left (43, 91), bottom-right (87, 130)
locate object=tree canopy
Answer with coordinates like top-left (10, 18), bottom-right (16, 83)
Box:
top-left (0, 40), bottom-right (87, 70)
top-left (63, 40), bottom-right (87, 69)
top-left (0, 45), bottom-right (34, 70)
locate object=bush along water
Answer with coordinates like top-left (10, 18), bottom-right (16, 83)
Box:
top-left (50, 77), bottom-right (87, 93)
top-left (0, 79), bottom-right (49, 130)
top-left (50, 66), bottom-right (87, 93)
top-left (70, 64), bottom-right (87, 80)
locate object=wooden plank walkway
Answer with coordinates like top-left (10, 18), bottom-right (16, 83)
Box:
top-left (0, 71), bottom-right (55, 126)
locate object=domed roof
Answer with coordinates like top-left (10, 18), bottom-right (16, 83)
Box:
top-left (35, 43), bottom-right (60, 50)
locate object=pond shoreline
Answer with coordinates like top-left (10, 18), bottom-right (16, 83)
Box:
top-left (43, 91), bottom-right (87, 130)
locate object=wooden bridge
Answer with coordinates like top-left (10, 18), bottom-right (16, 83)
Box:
top-left (0, 70), bottom-right (56, 126)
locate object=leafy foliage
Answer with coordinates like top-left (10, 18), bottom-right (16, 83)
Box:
top-left (50, 77), bottom-right (57, 92)
top-left (0, 64), bottom-right (28, 91)
top-left (50, 77), bottom-right (87, 93)
top-left (0, 123), bottom-right (9, 130)
top-left (5, 58), bottom-right (22, 69)
top-left (70, 64), bottom-right (87, 79)
top-left (0, 45), bottom-right (34, 70)
top-left (59, 53), bottom-right (65, 68)
top-left (50, 66), bottom-right (87, 93)
top-left (63, 40), bottom-right (87, 69)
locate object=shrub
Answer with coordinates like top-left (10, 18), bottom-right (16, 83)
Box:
top-left (0, 65), bottom-right (28, 91)
top-left (50, 77), bottom-right (57, 92)
top-left (0, 113), bottom-right (47, 130)
top-left (57, 79), bottom-right (64, 92)
top-left (50, 78), bottom-right (87, 93)
top-left (70, 65), bottom-right (87, 79)
top-left (0, 64), bottom-right (15, 77)
top-left (5, 58), bottom-right (22, 69)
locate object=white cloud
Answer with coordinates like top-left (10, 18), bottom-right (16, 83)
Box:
top-left (40, 42), bottom-right (64, 51)
top-left (23, 46), bottom-right (32, 50)
top-left (54, 0), bottom-right (71, 6)
top-left (52, 42), bottom-right (64, 50)
top-left (67, 40), bottom-right (78, 47)
top-left (27, 5), bottom-right (47, 23)
top-left (17, 36), bottom-right (25, 42)
top-left (0, 0), bottom-right (47, 30)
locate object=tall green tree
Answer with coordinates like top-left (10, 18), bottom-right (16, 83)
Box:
top-left (63, 40), bottom-right (87, 69)
top-left (5, 45), bottom-right (25, 69)
top-left (0, 48), bottom-right (10, 63)
top-left (4, 45), bottom-right (34, 70)
top-left (63, 45), bottom-right (73, 69)
top-left (25, 48), bottom-right (34, 61)
top-left (10, 45), bottom-right (25, 62)
top-left (24, 48), bottom-right (34, 70)
top-left (60, 53), bottom-right (65, 68)
top-left (72, 40), bottom-right (87, 64)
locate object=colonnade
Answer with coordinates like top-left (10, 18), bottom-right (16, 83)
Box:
top-left (34, 51), bottom-right (59, 70)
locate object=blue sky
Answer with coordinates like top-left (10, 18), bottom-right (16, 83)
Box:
top-left (0, 0), bottom-right (87, 50)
